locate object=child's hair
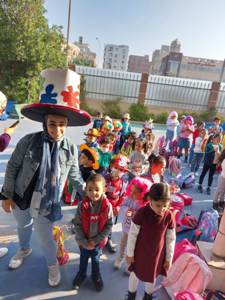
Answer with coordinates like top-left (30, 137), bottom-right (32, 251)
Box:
top-left (144, 141), bottom-right (153, 154)
top-left (148, 153), bottom-right (165, 167)
top-left (99, 136), bottom-right (110, 145)
top-left (214, 117), bottom-right (221, 122)
top-left (126, 177), bottom-right (151, 200)
top-left (217, 148), bottom-right (225, 165)
top-left (86, 173), bottom-right (106, 187)
top-left (134, 138), bottom-right (145, 148)
top-left (145, 182), bottom-right (171, 202)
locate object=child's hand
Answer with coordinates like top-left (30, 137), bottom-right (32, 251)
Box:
top-left (163, 260), bottom-right (171, 271)
top-left (126, 256), bottom-right (134, 265)
top-left (87, 240), bottom-right (95, 250)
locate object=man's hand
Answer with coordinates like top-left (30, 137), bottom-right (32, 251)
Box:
top-left (2, 199), bottom-right (15, 213)
top-left (126, 256), bottom-right (134, 265)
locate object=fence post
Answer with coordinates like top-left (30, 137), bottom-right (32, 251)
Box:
top-left (138, 73), bottom-right (149, 105)
top-left (208, 81), bottom-right (220, 109)
top-left (68, 64), bottom-right (76, 71)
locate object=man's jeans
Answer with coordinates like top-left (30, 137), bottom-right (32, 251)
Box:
top-left (12, 204), bottom-right (57, 266)
top-left (78, 246), bottom-right (101, 278)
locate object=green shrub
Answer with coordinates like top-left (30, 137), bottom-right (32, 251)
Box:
top-left (154, 112), bottom-right (168, 124)
top-left (129, 103), bottom-right (152, 121)
top-left (102, 98), bottom-right (122, 119)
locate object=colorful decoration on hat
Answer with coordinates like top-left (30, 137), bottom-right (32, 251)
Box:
top-left (111, 154), bottom-right (129, 172)
top-left (80, 144), bottom-right (99, 170)
top-left (21, 69), bottom-right (91, 126)
top-left (61, 85), bottom-right (80, 108)
top-left (113, 120), bottom-right (122, 131)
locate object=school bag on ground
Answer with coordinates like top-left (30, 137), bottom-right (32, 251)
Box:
top-left (53, 226), bottom-right (69, 265)
top-left (196, 209), bottom-right (219, 243)
top-left (162, 253), bottom-right (213, 300)
top-left (175, 291), bottom-right (204, 300)
top-left (173, 238), bottom-right (198, 262)
top-left (176, 172), bottom-right (195, 189)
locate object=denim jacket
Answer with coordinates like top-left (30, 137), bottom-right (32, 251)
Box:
top-left (1, 131), bottom-right (84, 206)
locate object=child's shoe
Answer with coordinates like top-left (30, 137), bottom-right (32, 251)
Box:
top-left (143, 292), bottom-right (153, 300)
top-left (206, 187), bottom-right (211, 195)
top-left (198, 185), bottom-right (203, 193)
top-left (92, 273), bottom-right (103, 292)
top-left (125, 291), bottom-right (136, 300)
top-left (48, 263), bottom-right (61, 287)
top-left (0, 247), bottom-right (8, 258)
top-left (213, 202), bottom-right (219, 210)
top-left (8, 248), bottom-right (32, 269)
top-left (219, 201), bottom-right (225, 209)
top-left (106, 239), bottom-right (117, 253)
top-left (72, 272), bottom-right (86, 290)
top-left (114, 257), bottom-right (123, 269)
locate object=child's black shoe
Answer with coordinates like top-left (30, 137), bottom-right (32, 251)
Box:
top-left (213, 202), bottom-right (219, 210)
top-left (143, 292), bottom-right (153, 300)
top-left (72, 272), bottom-right (86, 290)
top-left (92, 273), bottom-right (104, 292)
top-left (206, 187), bottom-right (211, 195)
top-left (198, 185), bottom-right (203, 193)
top-left (125, 291), bottom-right (136, 300)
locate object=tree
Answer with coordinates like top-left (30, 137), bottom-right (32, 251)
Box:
top-left (0, 0), bottom-right (67, 103)
top-left (72, 57), bottom-right (93, 67)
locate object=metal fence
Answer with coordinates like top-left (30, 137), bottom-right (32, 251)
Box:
top-left (145, 75), bottom-right (212, 111)
top-left (217, 82), bottom-right (225, 113)
top-left (76, 66), bottom-right (214, 111)
top-left (76, 66), bottom-right (141, 103)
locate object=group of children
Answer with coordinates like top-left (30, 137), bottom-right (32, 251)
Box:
top-left (68, 110), bottom-right (225, 299)
top-left (67, 111), bottom-right (173, 299)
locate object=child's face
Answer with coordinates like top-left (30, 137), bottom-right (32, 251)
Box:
top-left (79, 153), bottom-right (93, 167)
top-left (87, 134), bottom-right (97, 143)
top-left (130, 185), bottom-right (142, 201)
top-left (213, 136), bottom-right (221, 144)
top-left (200, 130), bottom-right (206, 138)
top-left (135, 141), bottom-right (143, 152)
top-left (171, 115), bottom-right (176, 120)
top-left (214, 119), bottom-right (220, 126)
top-left (131, 165), bottom-right (142, 176)
top-left (127, 136), bottom-right (134, 144)
top-left (100, 143), bottom-right (110, 153)
top-left (86, 181), bottom-right (105, 202)
top-left (111, 167), bottom-right (124, 179)
top-left (151, 162), bottom-right (166, 176)
top-left (149, 199), bottom-right (170, 216)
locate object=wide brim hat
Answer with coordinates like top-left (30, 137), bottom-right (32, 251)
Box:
top-left (21, 69), bottom-right (91, 126)
top-left (122, 113), bottom-right (130, 120)
top-left (84, 128), bottom-right (99, 137)
top-left (80, 144), bottom-right (99, 170)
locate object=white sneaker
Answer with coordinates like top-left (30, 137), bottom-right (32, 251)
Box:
top-left (9, 248), bottom-right (32, 269)
top-left (114, 257), bottom-right (123, 269)
top-left (195, 172), bottom-right (199, 177)
top-left (48, 263), bottom-right (61, 287)
top-left (0, 247), bottom-right (8, 258)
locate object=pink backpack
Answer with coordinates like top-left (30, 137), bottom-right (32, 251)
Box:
top-left (169, 156), bottom-right (182, 176)
top-left (173, 239), bottom-right (198, 262)
top-left (176, 192), bottom-right (193, 206)
top-left (175, 291), bottom-right (204, 300)
top-left (162, 253), bottom-right (213, 300)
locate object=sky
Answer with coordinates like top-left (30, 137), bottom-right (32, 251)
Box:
top-left (44, 0), bottom-right (225, 67)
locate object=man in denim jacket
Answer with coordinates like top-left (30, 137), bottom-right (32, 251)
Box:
top-left (1, 69), bottom-right (91, 287)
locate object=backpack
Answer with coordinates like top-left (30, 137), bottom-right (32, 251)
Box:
top-left (162, 253), bottom-right (213, 300)
top-left (173, 238), bottom-right (198, 263)
top-left (175, 291), bottom-right (204, 300)
top-left (203, 290), bottom-right (225, 300)
top-left (176, 172), bottom-right (195, 189)
top-left (53, 226), bottom-right (69, 265)
top-left (169, 156), bottom-right (182, 177)
top-left (176, 192), bottom-right (193, 206)
top-left (196, 209), bottom-right (219, 243)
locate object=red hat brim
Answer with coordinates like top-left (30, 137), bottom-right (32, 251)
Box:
top-left (21, 103), bottom-right (91, 126)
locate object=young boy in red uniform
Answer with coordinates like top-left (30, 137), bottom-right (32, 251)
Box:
top-left (72, 174), bottom-right (113, 291)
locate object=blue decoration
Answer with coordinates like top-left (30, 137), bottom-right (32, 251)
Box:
top-left (40, 84), bottom-right (58, 104)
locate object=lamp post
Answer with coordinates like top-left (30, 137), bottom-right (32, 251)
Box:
top-left (96, 37), bottom-right (102, 68)
top-left (66, 0), bottom-right (72, 66)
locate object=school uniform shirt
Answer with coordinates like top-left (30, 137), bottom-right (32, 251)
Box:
top-left (194, 137), bottom-right (204, 153)
top-left (127, 204), bottom-right (176, 283)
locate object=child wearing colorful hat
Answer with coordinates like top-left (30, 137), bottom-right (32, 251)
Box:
top-left (79, 144), bottom-right (100, 181)
top-left (84, 128), bottom-right (99, 148)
